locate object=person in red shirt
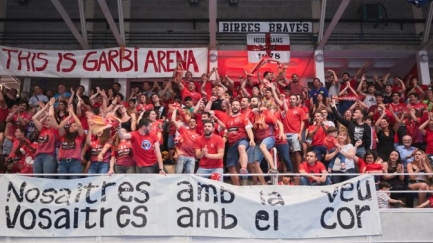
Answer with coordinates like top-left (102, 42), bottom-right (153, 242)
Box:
top-left (5, 101), bottom-right (32, 156)
top-left (32, 98), bottom-right (59, 177)
top-left (118, 118), bottom-right (165, 174)
top-left (419, 116), bottom-right (433, 158)
top-left (281, 94), bottom-right (307, 172)
top-left (308, 111), bottom-right (328, 162)
top-left (86, 127), bottom-right (112, 174)
top-left (57, 104), bottom-right (85, 179)
top-left (222, 100), bottom-right (255, 186)
top-left (178, 80), bottom-right (202, 105)
top-left (172, 108), bottom-right (199, 174)
top-left (408, 93), bottom-right (427, 113)
top-left (249, 97), bottom-right (281, 185)
top-left (269, 105), bottom-right (293, 172)
top-left (111, 128), bottom-right (136, 174)
top-left (194, 120), bottom-right (225, 181)
top-left (298, 151), bottom-right (331, 186)
top-left (136, 94), bottom-right (154, 114)
top-left (5, 127), bottom-right (35, 174)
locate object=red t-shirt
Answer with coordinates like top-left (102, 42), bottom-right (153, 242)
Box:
top-left (225, 113), bottom-right (251, 146)
top-left (308, 125), bottom-right (327, 146)
top-left (112, 140), bottom-right (135, 167)
top-left (90, 140), bottom-right (112, 163)
top-left (425, 128), bottom-right (433, 154)
top-left (298, 161), bottom-right (326, 182)
top-left (410, 102), bottom-right (427, 113)
top-left (249, 110), bottom-right (277, 142)
top-left (136, 103), bottom-right (154, 113)
top-left (340, 79), bottom-right (358, 91)
top-left (129, 131), bottom-right (159, 167)
top-left (194, 134), bottom-right (225, 169)
top-left (9, 138), bottom-right (36, 174)
top-left (389, 102), bottom-right (406, 118)
top-left (36, 128), bottom-right (59, 155)
top-left (0, 106), bottom-right (8, 123)
top-left (181, 88), bottom-right (202, 105)
top-left (324, 136), bottom-right (338, 150)
top-left (282, 106), bottom-right (307, 134)
top-left (214, 110), bottom-right (229, 124)
top-left (150, 120), bottom-right (164, 144)
top-left (58, 135), bottom-right (85, 160)
top-left (177, 126), bottom-right (200, 157)
top-left (10, 112), bottom-right (32, 135)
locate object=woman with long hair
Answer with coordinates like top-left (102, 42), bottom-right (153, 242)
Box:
top-left (109, 128), bottom-right (136, 174)
top-left (32, 98), bottom-right (59, 177)
top-left (57, 104), bottom-right (85, 179)
top-left (55, 100), bottom-right (69, 124)
top-left (85, 126), bottom-right (112, 174)
top-left (375, 110), bottom-right (400, 160)
top-left (114, 104), bottom-right (137, 132)
top-left (382, 150), bottom-right (414, 207)
top-left (325, 130), bottom-right (357, 184)
top-left (407, 149), bottom-right (432, 206)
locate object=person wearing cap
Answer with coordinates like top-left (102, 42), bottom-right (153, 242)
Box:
top-left (298, 151), bottom-right (331, 186)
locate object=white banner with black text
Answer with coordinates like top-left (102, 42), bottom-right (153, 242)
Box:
top-left (0, 175), bottom-right (381, 238)
top-left (0, 45), bottom-right (208, 78)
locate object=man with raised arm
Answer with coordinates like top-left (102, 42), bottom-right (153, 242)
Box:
top-left (117, 118), bottom-right (165, 174)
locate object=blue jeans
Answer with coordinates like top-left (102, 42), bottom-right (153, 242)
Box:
top-left (356, 147), bottom-right (366, 158)
top-left (33, 153), bottom-right (57, 177)
top-left (252, 137), bottom-right (275, 163)
top-left (88, 162), bottom-right (109, 174)
top-left (176, 155), bottom-right (196, 174)
top-left (58, 159), bottom-right (82, 179)
top-left (300, 176), bottom-right (331, 186)
top-left (226, 139), bottom-right (249, 168)
top-left (196, 167), bottom-right (224, 182)
top-left (327, 148), bottom-right (346, 171)
top-left (274, 143), bottom-right (293, 172)
top-left (312, 145), bottom-right (327, 162)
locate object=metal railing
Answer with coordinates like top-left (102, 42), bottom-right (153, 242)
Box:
top-left (0, 31), bottom-right (425, 46)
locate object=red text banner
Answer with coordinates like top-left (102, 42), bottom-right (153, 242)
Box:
top-left (0, 46), bottom-right (208, 78)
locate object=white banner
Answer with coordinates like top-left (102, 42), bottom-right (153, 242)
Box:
top-left (0, 46), bottom-right (208, 78)
top-left (0, 175), bottom-right (381, 239)
top-left (219, 21), bottom-right (312, 33)
top-left (247, 34), bottom-right (290, 63)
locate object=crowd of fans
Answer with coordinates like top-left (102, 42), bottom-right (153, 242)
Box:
top-left (1, 63), bottom-right (433, 208)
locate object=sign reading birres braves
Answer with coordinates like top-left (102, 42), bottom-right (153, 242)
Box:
top-left (219, 21), bottom-right (312, 33)
top-left (247, 34), bottom-right (290, 63)
top-left (0, 46), bottom-right (208, 78)
top-left (0, 175), bottom-right (381, 239)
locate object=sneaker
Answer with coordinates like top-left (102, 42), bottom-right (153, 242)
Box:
top-left (240, 168), bottom-right (248, 174)
top-left (268, 169), bottom-right (279, 174)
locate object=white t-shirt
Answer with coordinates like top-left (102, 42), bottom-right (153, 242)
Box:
top-left (340, 144), bottom-right (355, 169)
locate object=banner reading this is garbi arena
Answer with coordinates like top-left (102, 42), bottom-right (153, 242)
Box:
top-left (0, 46), bottom-right (208, 78)
top-left (0, 175), bottom-right (381, 239)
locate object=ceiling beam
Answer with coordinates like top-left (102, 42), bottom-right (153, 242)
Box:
top-left (317, 0), bottom-right (351, 50)
top-left (77, 0), bottom-right (88, 47)
top-left (117, 0), bottom-right (126, 44)
top-left (318, 0), bottom-right (327, 42)
top-left (419, 2), bottom-right (433, 50)
top-left (51, 0), bottom-right (89, 49)
top-left (96, 0), bottom-right (124, 46)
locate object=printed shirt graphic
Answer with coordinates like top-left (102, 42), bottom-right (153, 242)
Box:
top-left (130, 131), bottom-right (159, 167)
top-left (113, 140), bottom-right (135, 167)
top-left (225, 113), bottom-right (251, 146)
top-left (58, 135), bottom-right (85, 160)
top-left (90, 140), bottom-right (112, 163)
top-left (249, 110), bottom-right (276, 141)
top-left (35, 128), bottom-right (59, 155)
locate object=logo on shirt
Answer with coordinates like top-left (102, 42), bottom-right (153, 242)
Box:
top-left (141, 140), bottom-right (152, 150)
top-left (38, 135), bottom-right (49, 143)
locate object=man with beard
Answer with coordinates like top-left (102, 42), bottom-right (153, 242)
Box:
top-left (194, 120), bottom-right (225, 181)
top-left (281, 94), bottom-right (307, 172)
top-left (222, 100), bottom-right (255, 185)
top-left (117, 118), bottom-right (165, 174)
top-left (248, 96), bottom-right (282, 185)
top-left (288, 73), bottom-right (307, 98)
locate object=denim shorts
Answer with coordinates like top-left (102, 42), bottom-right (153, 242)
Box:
top-left (251, 137), bottom-right (275, 163)
top-left (226, 139), bottom-right (249, 168)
